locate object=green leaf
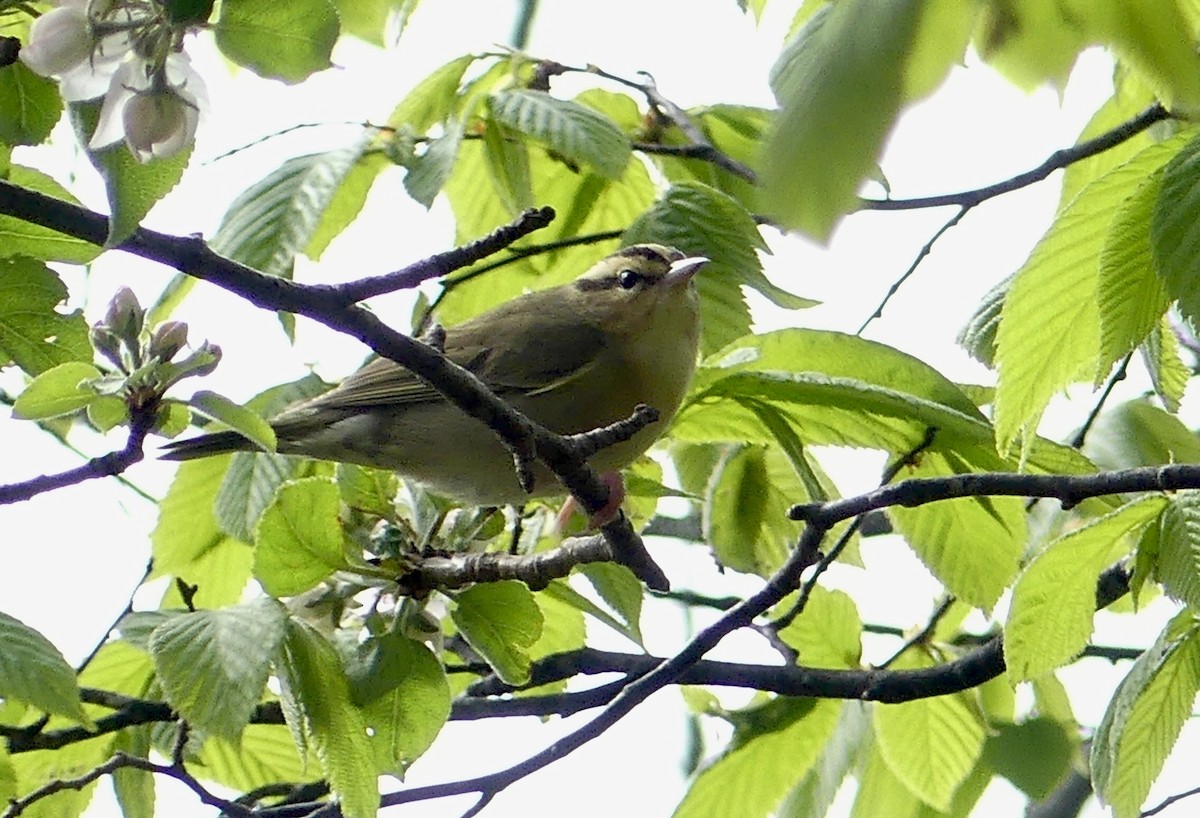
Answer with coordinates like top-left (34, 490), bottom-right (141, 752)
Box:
top-left (851, 735), bottom-right (990, 818)
top-left (540, 579), bottom-right (642, 647)
top-left (189, 390), bottom-right (276, 453)
top-left (111, 727), bottom-right (154, 818)
top-left (1086, 400), bottom-right (1200, 471)
top-left (192, 723), bottom-right (307, 793)
top-left (73, 100), bottom-right (191, 246)
top-left (0, 257), bottom-right (90, 376)
top-left (704, 444), bottom-right (772, 574)
top-left (901, 0), bottom-right (977, 100)
top-left (1141, 314), bottom-right (1189, 412)
top-left (0, 744), bottom-right (14, 804)
top-left (11, 362), bottom-right (100, 419)
top-left (489, 89), bottom-right (631, 179)
top-left (403, 118), bottom-right (463, 208)
top-left (336, 463), bottom-right (399, 516)
top-left (254, 477), bottom-right (348, 596)
top-left (1092, 610), bottom-right (1200, 818)
top-left (1097, 166), bottom-right (1171, 374)
top-left (152, 456), bottom-right (231, 573)
top-left (386, 54), bottom-right (476, 134)
top-left (777, 702), bottom-right (869, 818)
top-left (889, 450), bottom-right (1024, 611)
top-left (528, 591), bottom-right (586, 673)
top-left (1059, 78), bottom-right (1159, 210)
top-left (762, 0), bottom-right (921, 239)
top-left (674, 697), bottom-right (841, 818)
top-left (675, 361), bottom-right (1093, 485)
top-left (451, 581), bottom-right (542, 686)
top-left (88, 394), bottom-right (129, 431)
top-left (703, 328), bottom-right (984, 418)
top-left (0, 611), bottom-right (90, 725)
top-left (625, 181), bottom-right (814, 354)
top-left (873, 656), bottom-right (985, 811)
top-left (214, 0), bottom-right (338, 83)
top-left (215, 452), bottom-right (296, 542)
top-left (305, 151), bottom-right (390, 259)
top-left (983, 718), bottom-right (1074, 800)
top-left (148, 598), bottom-right (287, 741)
top-left (774, 586), bottom-right (863, 670)
top-left (1081, 0), bottom-right (1200, 111)
top-left (279, 620), bottom-right (377, 818)
top-left (160, 537), bottom-right (254, 610)
top-left (957, 274), bottom-right (1009, 368)
top-left (1152, 131), bottom-right (1200, 329)
top-left (333, 0), bottom-right (414, 46)
top-left (351, 633), bottom-right (450, 772)
top-left (577, 563), bottom-right (644, 644)
top-left (974, 0), bottom-right (1088, 92)
top-left (1005, 496), bottom-right (1165, 682)
top-left (210, 147), bottom-right (364, 279)
top-left (480, 113), bottom-right (533, 216)
top-left (0, 61), bottom-right (61, 146)
top-left (1156, 492), bottom-right (1200, 608)
top-left (995, 130), bottom-right (1194, 454)
top-left (654, 104), bottom-right (769, 211)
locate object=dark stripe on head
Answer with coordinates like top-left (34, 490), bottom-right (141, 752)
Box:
top-left (615, 245), bottom-right (683, 264)
top-left (575, 275), bottom-right (620, 291)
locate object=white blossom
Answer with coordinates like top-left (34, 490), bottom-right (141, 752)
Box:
top-left (19, 2), bottom-right (93, 77)
top-left (21, 0), bottom-right (207, 161)
top-left (90, 53), bottom-right (206, 161)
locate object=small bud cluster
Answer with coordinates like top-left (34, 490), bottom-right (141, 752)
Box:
top-left (20, 0), bottom-right (208, 162)
top-left (91, 287), bottom-right (221, 402)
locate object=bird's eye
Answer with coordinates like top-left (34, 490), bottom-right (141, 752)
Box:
top-left (617, 269), bottom-right (642, 289)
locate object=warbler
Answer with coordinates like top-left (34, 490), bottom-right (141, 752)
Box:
top-left (161, 245), bottom-right (706, 512)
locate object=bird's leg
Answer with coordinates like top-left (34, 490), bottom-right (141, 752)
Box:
top-left (555, 471), bottom-right (626, 531)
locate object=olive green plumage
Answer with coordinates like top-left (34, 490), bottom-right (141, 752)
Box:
top-left (160, 244), bottom-right (706, 505)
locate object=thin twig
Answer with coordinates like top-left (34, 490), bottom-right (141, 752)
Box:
top-left (1070, 351), bottom-right (1133, 449)
top-left (0, 399), bottom-right (158, 505)
top-left (2, 752), bottom-right (250, 818)
top-left (418, 229), bottom-right (623, 329)
top-left (334, 206), bottom-right (556, 302)
top-left (775, 427), bottom-right (939, 629)
top-left (1142, 784), bottom-right (1200, 817)
top-left (75, 559), bottom-right (154, 674)
top-left (860, 103), bottom-right (1170, 211)
top-left (876, 595), bottom-right (955, 669)
top-left (856, 205), bottom-right (969, 334)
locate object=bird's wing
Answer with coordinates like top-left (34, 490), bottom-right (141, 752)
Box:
top-left (293, 305), bottom-right (607, 413)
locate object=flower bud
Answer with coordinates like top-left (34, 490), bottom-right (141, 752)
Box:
top-left (104, 286), bottom-right (144, 343)
top-left (19, 5), bottom-right (94, 77)
top-left (189, 342), bottom-right (221, 377)
top-left (122, 85), bottom-right (196, 162)
top-left (149, 321), bottom-right (188, 362)
top-left (90, 323), bottom-right (124, 369)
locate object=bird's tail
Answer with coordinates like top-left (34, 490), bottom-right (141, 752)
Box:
top-left (159, 430), bottom-right (259, 461)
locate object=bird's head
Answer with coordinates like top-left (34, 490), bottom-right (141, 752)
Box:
top-left (571, 244), bottom-right (707, 339)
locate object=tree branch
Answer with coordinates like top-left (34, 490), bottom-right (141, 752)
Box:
top-left (0, 397), bottom-right (158, 505)
top-left (789, 463), bottom-right (1200, 526)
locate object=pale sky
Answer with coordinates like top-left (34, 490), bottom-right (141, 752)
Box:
top-left (2, 2), bottom-right (1189, 816)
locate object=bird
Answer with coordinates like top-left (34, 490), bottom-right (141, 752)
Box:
top-left (160, 244), bottom-right (707, 518)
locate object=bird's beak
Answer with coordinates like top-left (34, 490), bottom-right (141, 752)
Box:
top-left (663, 256), bottom-right (708, 288)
